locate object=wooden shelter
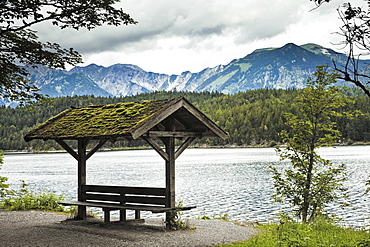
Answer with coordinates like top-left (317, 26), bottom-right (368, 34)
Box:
top-left (24, 97), bottom-right (227, 226)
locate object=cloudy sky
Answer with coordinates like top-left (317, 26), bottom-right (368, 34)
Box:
top-left (36, 0), bottom-right (367, 75)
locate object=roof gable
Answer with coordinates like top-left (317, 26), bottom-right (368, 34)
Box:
top-left (24, 97), bottom-right (227, 142)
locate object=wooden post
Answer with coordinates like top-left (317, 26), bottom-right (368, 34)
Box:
top-left (77, 138), bottom-right (88, 220)
top-left (120, 192), bottom-right (126, 221)
top-left (164, 117), bottom-right (176, 229)
top-left (56, 139), bottom-right (107, 220)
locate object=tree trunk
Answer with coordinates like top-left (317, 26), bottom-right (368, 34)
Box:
top-left (302, 142), bottom-right (315, 223)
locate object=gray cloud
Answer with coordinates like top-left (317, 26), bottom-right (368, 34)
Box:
top-left (36, 1), bottom-right (311, 52)
top-left (33, 0), bottom-right (366, 73)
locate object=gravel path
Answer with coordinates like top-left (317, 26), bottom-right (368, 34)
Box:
top-left (0, 210), bottom-right (259, 247)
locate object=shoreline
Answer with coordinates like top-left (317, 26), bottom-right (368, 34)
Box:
top-left (4, 142), bottom-right (370, 155)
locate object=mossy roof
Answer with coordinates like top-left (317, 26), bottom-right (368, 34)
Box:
top-left (24, 97), bottom-right (227, 142)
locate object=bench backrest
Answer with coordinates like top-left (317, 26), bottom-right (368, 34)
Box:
top-left (82, 185), bottom-right (166, 207)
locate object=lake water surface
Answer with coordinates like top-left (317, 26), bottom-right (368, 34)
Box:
top-left (2, 146), bottom-right (370, 227)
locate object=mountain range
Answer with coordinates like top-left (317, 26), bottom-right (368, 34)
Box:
top-left (16, 43), bottom-right (370, 100)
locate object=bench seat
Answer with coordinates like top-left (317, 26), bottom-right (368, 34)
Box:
top-left (60, 200), bottom-right (195, 213)
top-left (60, 184), bottom-right (196, 222)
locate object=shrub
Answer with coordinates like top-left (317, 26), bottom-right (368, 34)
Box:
top-left (0, 180), bottom-right (65, 212)
top-left (0, 151), bottom-right (10, 198)
top-left (167, 201), bottom-right (194, 230)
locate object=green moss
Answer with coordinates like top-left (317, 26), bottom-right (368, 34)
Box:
top-left (25, 98), bottom-right (179, 140)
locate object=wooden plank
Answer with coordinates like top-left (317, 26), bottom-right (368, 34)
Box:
top-left (172, 112), bottom-right (192, 129)
top-left (142, 137), bottom-right (169, 161)
top-left (124, 188), bottom-right (166, 196)
top-left (59, 201), bottom-right (195, 213)
top-left (55, 139), bottom-right (78, 160)
top-left (85, 194), bottom-right (166, 206)
top-left (147, 131), bottom-right (200, 138)
top-left (124, 196), bottom-right (166, 206)
top-left (175, 137), bottom-right (196, 160)
top-left (83, 185), bottom-right (166, 196)
top-left (60, 201), bottom-right (166, 211)
top-left (174, 117), bottom-right (188, 129)
top-left (85, 193), bottom-right (121, 202)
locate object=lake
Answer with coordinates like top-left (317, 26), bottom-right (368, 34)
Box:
top-left (2, 146), bottom-right (370, 227)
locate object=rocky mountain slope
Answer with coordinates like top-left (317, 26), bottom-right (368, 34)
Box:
top-left (21, 43), bottom-right (370, 98)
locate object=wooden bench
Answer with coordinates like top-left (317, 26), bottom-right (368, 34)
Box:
top-left (60, 185), bottom-right (195, 222)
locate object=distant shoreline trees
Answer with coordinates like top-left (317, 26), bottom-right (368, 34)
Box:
top-left (0, 89), bottom-right (369, 151)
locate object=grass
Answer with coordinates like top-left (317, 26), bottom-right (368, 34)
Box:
top-left (218, 219), bottom-right (370, 247)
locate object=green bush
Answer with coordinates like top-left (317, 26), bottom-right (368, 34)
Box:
top-left (0, 150), bottom-right (10, 198)
top-left (0, 180), bottom-right (65, 212)
top-left (0, 152), bottom-right (69, 214)
top-left (167, 201), bottom-right (195, 230)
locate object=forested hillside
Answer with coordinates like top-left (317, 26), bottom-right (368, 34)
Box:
top-left (1, 89), bottom-right (370, 151)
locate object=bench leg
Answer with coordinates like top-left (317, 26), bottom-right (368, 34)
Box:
top-left (166, 211), bottom-right (174, 230)
top-left (135, 210), bottom-right (141, 220)
top-left (120, 209), bottom-right (126, 221)
top-left (77, 205), bottom-right (86, 220)
top-left (103, 209), bottom-right (110, 223)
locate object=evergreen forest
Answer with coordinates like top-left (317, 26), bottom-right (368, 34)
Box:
top-left (1, 89), bottom-right (370, 151)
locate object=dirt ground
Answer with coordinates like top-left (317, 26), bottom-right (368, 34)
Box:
top-left (0, 210), bottom-right (259, 247)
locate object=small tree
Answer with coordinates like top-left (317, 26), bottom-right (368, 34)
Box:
top-left (269, 65), bottom-right (357, 223)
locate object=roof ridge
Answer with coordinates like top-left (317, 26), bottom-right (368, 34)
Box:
top-left (69, 97), bottom-right (183, 110)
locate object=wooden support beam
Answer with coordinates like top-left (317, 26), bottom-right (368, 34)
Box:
top-left (135, 210), bottom-right (141, 220)
top-left (175, 137), bottom-right (196, 160)
top-left (55, 139), bottom-right (78, 160)
top-left (131, 100), bottom-right (184, 139)
top-left (147, 131), bottom-right (200, 138)
top-left (86, 139), bottom-right (107, 160)
top-left (77, 138), bottom-right (89, 220)
top-left (182, 102), bottom-right (228, 140)
top-left (142, 137), bottom-right (169, 161)
top-left (164, 116), bottom-right (176, 230)
top-left (174, 117), bottom-right (188, 130)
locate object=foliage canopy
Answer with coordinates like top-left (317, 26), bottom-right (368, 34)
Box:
top-left (269, 66), bottom-right (354, 223)
top-left (0, 0), bottom-right (136, 105)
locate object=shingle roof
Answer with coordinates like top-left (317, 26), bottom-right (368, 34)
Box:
top-left (24, 97), bottom-right (227, 142)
